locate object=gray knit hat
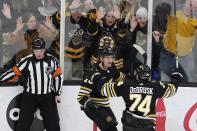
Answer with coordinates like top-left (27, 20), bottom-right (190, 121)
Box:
top-left (136, 7), bottom-right (148, 19)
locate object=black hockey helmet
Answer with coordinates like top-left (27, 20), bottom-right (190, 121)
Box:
top-left (136, 64), bottom-right (151, 81)
top-left (32, 37), bottom-right (46, 49)
top-left (98, 46), bottom-right (114, 57)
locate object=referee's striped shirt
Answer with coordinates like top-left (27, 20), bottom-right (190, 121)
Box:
top-left (0, 53), bottom-right (63, 95)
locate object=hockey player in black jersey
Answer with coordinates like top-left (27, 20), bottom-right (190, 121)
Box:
top-left (98, 64), bottom-right (183, 131)
top-left (77, 46), bottom-right (125, 131)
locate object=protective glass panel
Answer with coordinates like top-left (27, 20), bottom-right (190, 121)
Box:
top-left (0, 0), bottom-right (60, 75)
top-left (152, 0), bottom-right (197, 82)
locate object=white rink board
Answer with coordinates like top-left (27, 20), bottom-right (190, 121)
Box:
top-left (164, 87), bottom-right (197, 131)
top-left (0, 86), bottom-right (196, 131)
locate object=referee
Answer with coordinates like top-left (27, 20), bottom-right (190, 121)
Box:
top-left (0, 37), bottom-right (63, 131)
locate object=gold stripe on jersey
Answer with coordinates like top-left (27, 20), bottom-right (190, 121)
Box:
top-left (113, 58), bottom-right (123, 63)
top-left (116, 65), bottom-right (124, 69)
top-left (117, 65), bottom-right (124, 69)
top-left (101, 83), bottom-right (117, 97)
top-left (77, 92), bottom-right (90, 101)
top-left (168, 84), bottom-right (176, 97)
top-left (110, 83), bottom-right (116, 96)
top-left (77, 95), bottom-right (86, 102)
top-left (78, 92), bottom-right (90, 97)
top-left (146, 114), bottom-right (156, 118)
top-left (91, 97), bottom-right (109, 101)
top-left (111, 84), bottom-right (117, 96)
top-left (90, 55), bottom-right (98, 64)
top-left (115, 72), bottom-right (125, 82)
top-left (162, 87), bottom-right (171, 98)
top-left (114, 59), bottom-right (124, 69)
top-left (169, 84), bottom-right (176, 96)
top-left (92, 100), bottom-right (110, 105)
top-left (109, 83), bottom-right (115, 97)
top-left (162, 84), bottom-right (176, 98)
top-left (101, 83), bottom-right (108, 96)
top-left (80, 86), bottom-right (92, 92)
top-left (78, 91), bottom-right (90, 97)
top-left (91, 97), bottom-right (110, 107)
top-left (65, 53), bottom-right (84, 59)
top-left (77, 96), bottom-right (83, 102)
top-left (65, 46), bottom-right (84, 53)
top-left (101, 84), bottom-right (106, 96)
top-left (91, 55), bottom-right (97, 61)
top-left (114, 61), bottom-right (123, 66)
top-left (168, 86), bottom-right (174, 97)
top-left (96, 103), bottom-right (110, 107)
top-left (77, 86), bottom-right (92, 101)
top-left (107, 83), bottom-right (112, 97)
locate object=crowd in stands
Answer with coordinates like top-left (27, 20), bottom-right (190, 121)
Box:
top-left (0, 0), bottom-right (197, 82)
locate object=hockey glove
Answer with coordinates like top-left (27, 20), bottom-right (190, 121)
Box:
top-left (84, 99), bottom-right (99, 110)
top-left (170, 68), bottom-right (183, 84)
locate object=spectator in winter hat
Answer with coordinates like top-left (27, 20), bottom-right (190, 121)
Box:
top-left (135, 7), bottom-right (148, 28)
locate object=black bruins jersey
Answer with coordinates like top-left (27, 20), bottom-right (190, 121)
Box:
top-left (77, 64), bottom-right (125, 107)
top-left (100, 79), bottom-right (178, 122)
top-left (87, 19), bottom-right (129, 72)
top-left (88, 22), bottom-right (129, 72)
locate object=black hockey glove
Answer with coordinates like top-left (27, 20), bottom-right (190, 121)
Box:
top-left (170, 68), bottom-right (183, 84)
top-left (84, 99), bottom-right (99, 110)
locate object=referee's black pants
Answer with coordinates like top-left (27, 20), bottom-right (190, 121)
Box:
top-left (15, 91), bottom-right (60, 131)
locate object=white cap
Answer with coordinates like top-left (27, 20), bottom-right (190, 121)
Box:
top-left (136, 7), bottom-right (148, 19)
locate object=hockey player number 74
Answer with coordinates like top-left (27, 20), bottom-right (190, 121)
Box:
top-left (129, 94), bottom-right (152, 116)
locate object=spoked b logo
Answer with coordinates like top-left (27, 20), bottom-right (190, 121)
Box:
top-left (6, 93), bottom-right (45, 131)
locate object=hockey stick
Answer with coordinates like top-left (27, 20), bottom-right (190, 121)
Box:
top-left (173, 0), bottom-right (179, 69)
top-left (173, 0), bottom-right (194, 68)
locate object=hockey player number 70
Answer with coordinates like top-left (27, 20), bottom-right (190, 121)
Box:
top-left (129, 94), bottom-right (152, 116)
